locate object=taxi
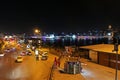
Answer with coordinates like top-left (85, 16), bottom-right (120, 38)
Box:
top-left (16, 56), bottom-right (23, 62)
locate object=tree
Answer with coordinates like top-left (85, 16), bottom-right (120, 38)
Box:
top-left (0, 38), bottom-right (4, 54)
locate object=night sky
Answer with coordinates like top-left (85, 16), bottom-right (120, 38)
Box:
top-left (0, 0), bottom-right (120, 34)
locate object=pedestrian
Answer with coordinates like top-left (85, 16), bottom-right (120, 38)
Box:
top-left (57, 59), bottom-right (60, 67)
top-left (54, 57), bottom-right (57, 69)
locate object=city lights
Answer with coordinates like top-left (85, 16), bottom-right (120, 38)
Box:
top-left (35, 29), bottom-right (40, 34)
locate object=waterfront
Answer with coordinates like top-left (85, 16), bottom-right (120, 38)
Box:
top-left (42, 37), bottom-right (110, 48)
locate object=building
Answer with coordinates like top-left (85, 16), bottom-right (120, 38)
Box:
top-left (79, 44), bottom-right (120, 70)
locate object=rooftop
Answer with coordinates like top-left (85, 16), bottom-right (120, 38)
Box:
top-left (80, 44), bottom-right (120, 54)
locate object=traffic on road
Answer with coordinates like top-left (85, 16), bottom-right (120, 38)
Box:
top-left (0, 43), bottom-right (57, 80)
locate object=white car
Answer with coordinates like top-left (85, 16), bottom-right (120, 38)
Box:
top-left (0, 53), bottom-right (5, 56)
top-left (42, 51), bottom-right (48, 56)
top-left (41, 55), bottom-right (48, 60)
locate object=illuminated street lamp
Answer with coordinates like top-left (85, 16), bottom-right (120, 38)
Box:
top-left (34, 28), bottom-right (41, 38)
top-left (34, 29), bottom-right (40, 34)
top-left (33, 28), bottom-right (42, 49)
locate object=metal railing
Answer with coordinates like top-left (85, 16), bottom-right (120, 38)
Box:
top-left (48, 63), bottom-right (54, 80)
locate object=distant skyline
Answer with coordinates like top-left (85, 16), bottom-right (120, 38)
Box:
top-left (0, 1), bottom-right (120, 33)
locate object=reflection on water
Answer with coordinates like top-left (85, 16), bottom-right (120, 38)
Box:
top-left (42, 37), bottom-right (110, 47)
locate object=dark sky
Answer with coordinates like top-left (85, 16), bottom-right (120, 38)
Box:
top-left (0, 0), bottom-right (120, 33)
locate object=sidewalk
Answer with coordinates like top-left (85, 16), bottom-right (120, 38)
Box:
top-left (52, 56), bottom-right (85, 80)
top-left (52, 56), bottom-right (120, 80)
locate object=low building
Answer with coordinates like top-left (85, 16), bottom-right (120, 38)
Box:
top-left (79, 44), bottom-right (120, 70)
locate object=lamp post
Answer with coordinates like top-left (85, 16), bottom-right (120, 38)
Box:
top-left (113, 37), bottom-right (119, 80)
top-left (34, 28), bottom-right (41, 38)
top-left (33, 28), bottom-right (42, 49)
top-left (115, 43), bottom-right (118, 80)
top-left (112, 30), bottom-right (120, 80)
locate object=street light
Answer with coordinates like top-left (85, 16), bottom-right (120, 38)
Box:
top-left (34, 29), bottom-right (40, 34)
top-left (112, 42), bottom-right (119, 80)
top-left (34, 28), bottom-right (41, 38)
top-left (33, 28), bottom-right (42, 49)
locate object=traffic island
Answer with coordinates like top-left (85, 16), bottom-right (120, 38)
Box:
top-left (52, 56), bottom-right (85, 80)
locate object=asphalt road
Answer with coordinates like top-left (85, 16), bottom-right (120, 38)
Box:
top-left (0, 48), bottom-right (57, 80)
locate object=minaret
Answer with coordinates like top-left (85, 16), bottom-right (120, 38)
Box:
top-left (107, 25), bottom-right (113, 44)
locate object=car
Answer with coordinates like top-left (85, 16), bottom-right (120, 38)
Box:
top-left (42, 51), bottom-right (48, 56)
top-left (20, 51), bottom-right (26, 56)
top-left (41, 55), bottom-right (48, 60)
top-left (36, 55), bottom-right (42, 61)
top-left (0, 53), bottom-right (5, 57)
top-left (16, 56), bottom-right (23, 62)
top-left (4, 49), bottom-right (11, 53)
top-left (26, 51), bottom-right (32, 56)
top-left (11, 47), bottom-right (16, 51)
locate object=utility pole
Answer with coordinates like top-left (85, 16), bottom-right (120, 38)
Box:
top-left (113, 37), bottom-right (119, 80)
top-left (114, 43), bottom-right (118, 80)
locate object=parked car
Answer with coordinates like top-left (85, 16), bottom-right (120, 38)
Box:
top-left (16, 56), bottom-right (23, 62)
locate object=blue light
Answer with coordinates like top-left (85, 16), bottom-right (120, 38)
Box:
top-left (108, 33), bottom-right (111, 36)
top-left (72, 35), bottom-right (76, 39)
top-left (50, 34), bottom-right (55, 39)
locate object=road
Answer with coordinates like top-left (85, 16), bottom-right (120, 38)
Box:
top-left (0, 48), bottom-right (57, 80)
top-left (80, 58), bottom-right (120, 80)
